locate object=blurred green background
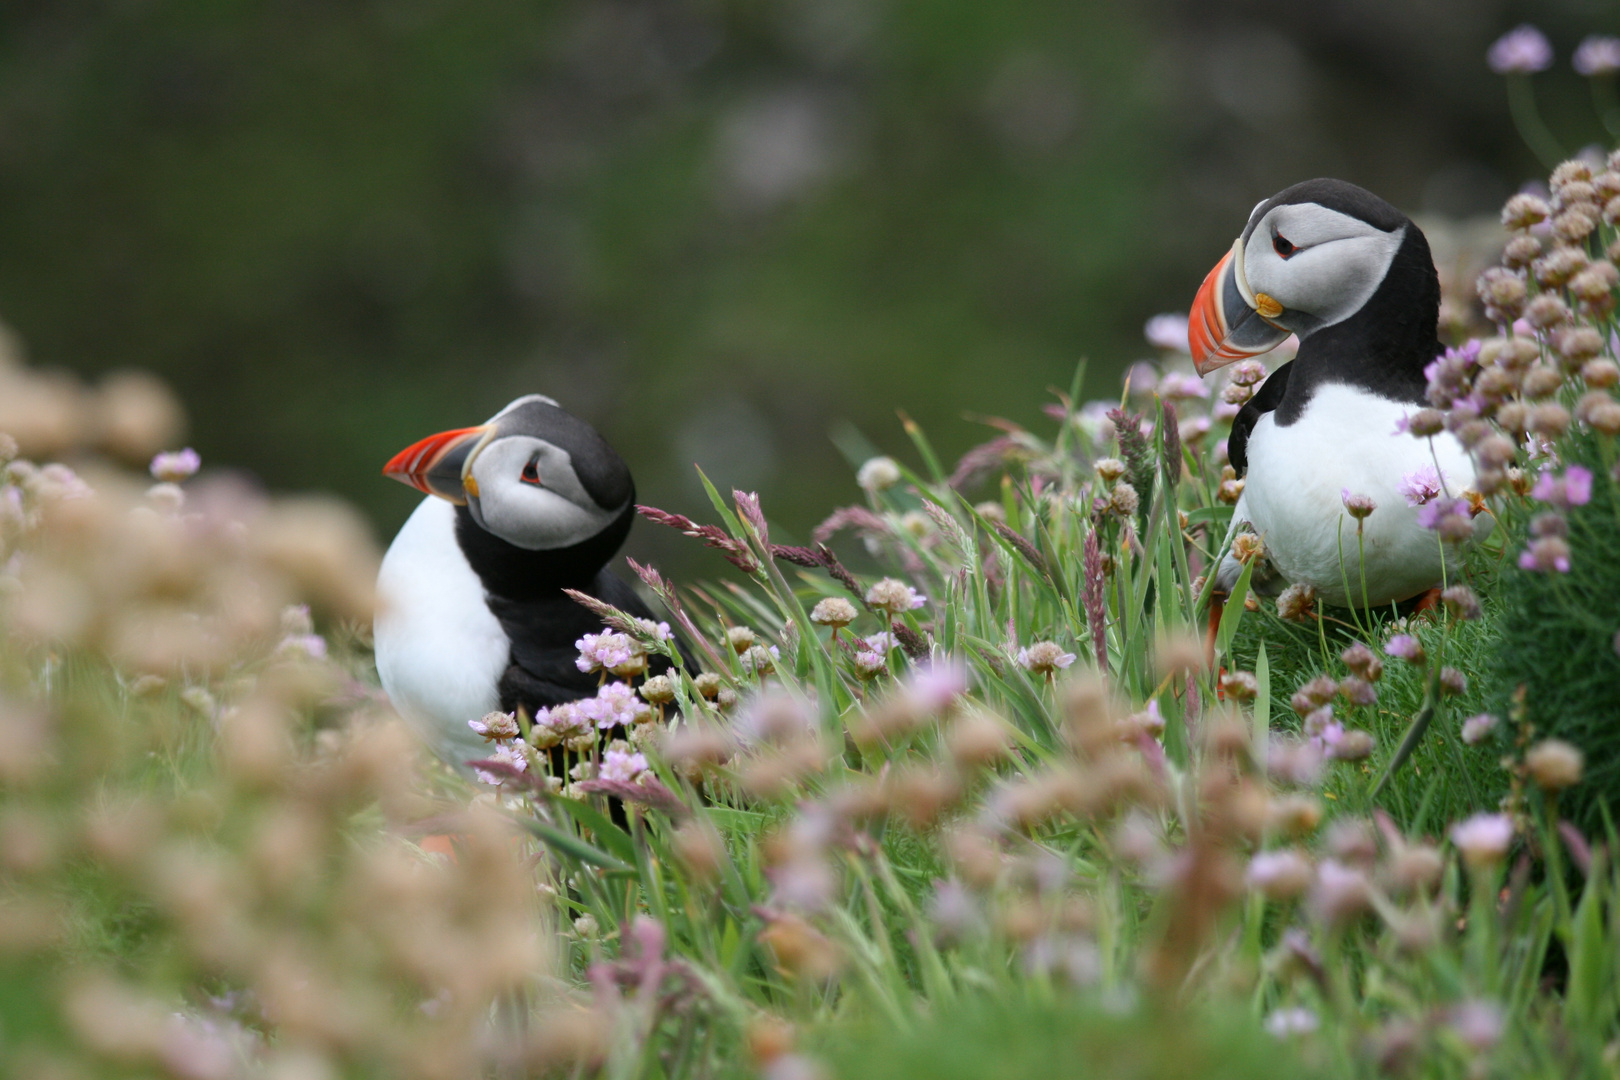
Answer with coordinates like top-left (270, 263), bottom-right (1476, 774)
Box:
top-left (0, 0), bottom-right (1613, 574)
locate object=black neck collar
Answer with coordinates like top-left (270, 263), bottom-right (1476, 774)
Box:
top-left (1274, 225), bottom-right (1440, 424)
top-left (454, 499), bottom-right (634, 601)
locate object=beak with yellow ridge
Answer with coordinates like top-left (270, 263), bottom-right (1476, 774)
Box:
top-left (1188, 235), bottom-right (1290, 376)
top-left (383, 425), bottom-right (494, 504)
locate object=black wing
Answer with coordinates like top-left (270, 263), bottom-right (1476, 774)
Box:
top-left (486, 569), bottom-right (696, 718)
top-left (1228, 360), bottom-right (1292, 478)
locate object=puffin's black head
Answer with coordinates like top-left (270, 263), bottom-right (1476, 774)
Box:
top-left (384, 394), bottom-right (633, 551)
top-left (1189, 179), bottom-right (1434, 377)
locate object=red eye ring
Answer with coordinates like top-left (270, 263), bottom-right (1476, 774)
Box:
top-left (1273, 233), bottom-right (1297, 258)
top-left (520, 459), bottom-right (542, 486)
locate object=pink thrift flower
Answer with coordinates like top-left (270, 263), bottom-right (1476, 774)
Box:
top-left (589, 681), bottom-right (640, 730)
top-left (599, 745), bottom-right (650, 784)
top-left (1340, 489), bottom-right (1376, 519)
top-left (1264, 1007), bottom-right (1319, 1039)
top-left (1446, 1000), bottom-right (1505, 1052)
top-left (1461, 713), bottom-right (1499, 745)
top-left (474, 742), bottom-right (529, 786)
top-left (1157, 372), bottom-right (1209, 400)
top-left (469, 711), bottom-right (520, 741)
top-left (149, 447), bottom-right (201, 482)
top-left (1384, 635), bottom-right (1426, 663)
top-left (1452, 812), bottom-right (1514, 867)
top-left (1143, 313), bottom-right (1190, 352)
top-left (1518, 536), bottom-right (1572, 572)
top-left (853, 651), bottom-right (887, 677)
top-left (1398, 465), bottom-right (1444, 506)
top-left (1416, 496), bottom-right (1473, 541)
top-left (1246, 849), bottom-right (1313, 901)
top-left (862, 631), bottom-right (898, 653)
top-left (1574, 35), bottom-right (1620, 76)
top-left (1533, 465), bottom-right (1593, 508)
top-left (905, 660), bottom-right (969, 712)
top-left (277, 634), bottom-right (327, 660)
top-left (576, 631), bottom-right (635, 673)
top-left (1488, 25), bottom-right (1553, 74)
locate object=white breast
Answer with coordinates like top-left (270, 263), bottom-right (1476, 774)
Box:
top-left (1239, 382), bottom-right (1480, 607)
top-left (374, 497), bottom-right (510, 773)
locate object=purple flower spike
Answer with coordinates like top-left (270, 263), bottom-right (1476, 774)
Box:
top-left (1488, 25), bottom-right (1553, 74)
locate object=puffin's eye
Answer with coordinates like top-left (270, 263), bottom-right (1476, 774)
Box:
top-left (1272, 233), bottom-right (1297, 258)
top-left (520, 459), bottom-right (542, 486)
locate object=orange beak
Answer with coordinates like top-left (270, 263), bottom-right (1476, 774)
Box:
top-left (383, 425), bottom-right (491, 503)
top-left (1189, 240), bottom-right (1289, 375)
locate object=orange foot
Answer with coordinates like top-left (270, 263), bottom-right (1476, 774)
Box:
top-left (1410, 587), bottom-right (1444, 618)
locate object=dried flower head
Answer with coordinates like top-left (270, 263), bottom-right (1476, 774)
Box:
top-left (1526, 293), bottom-right (1572, 330)
top-left (1093, 457), bottom-right (1127, 484)
top-left (810, 597), bottom-right (857, 629)
top-left (864, 578), bottom-right (926, 615)
top-left (639, 674), bottom-right (676, 706)
top-left (1581, 360), bottom-right (1620, 389)
top-left (1525, 739), bottom-right (1584, 792)
top-left (1501, 191), bottom-right (1551, 230)
top-left (1107, 481), bottom-right (1140, 518)
top-left (857, 456), bottom-right (901, 493)
top-left (1552, 208), bottom-right (1598, 244)
top-left (1536, 247), bottom-right (1590, 290)
top-left (1016, 641), bottom-right (1076, 676)
top-left (1441, 585), bottom-right (1481, 621)
top-left (1219, 670), bottom-right (1258, 701)
top-left (1231, 532), bottom-right (1264, 564)
top-left (1275, 583), bottom-right (1316, 623)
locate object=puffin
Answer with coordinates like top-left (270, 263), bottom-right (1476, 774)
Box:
top-left (1188, 178), bottom-right (1483, 608)
top-left (374, 394), bottom-right (682, 774)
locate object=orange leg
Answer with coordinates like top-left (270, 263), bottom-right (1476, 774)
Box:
top-left (1205, 591), bottom-right (1227, 668)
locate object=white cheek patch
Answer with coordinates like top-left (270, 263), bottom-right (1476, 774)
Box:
top-left (467, 437), bottom-right (623, 550)
top-left (1243, 203), bottom-right (1404, 330)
